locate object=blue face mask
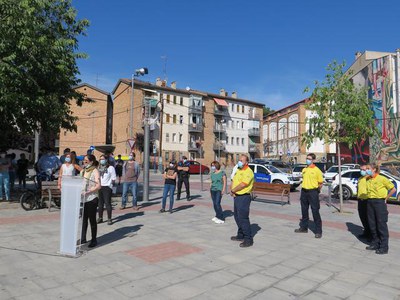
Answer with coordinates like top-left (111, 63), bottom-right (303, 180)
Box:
top-left (360, 170), bottom-right (367, 176)
top-left (366, 170), bottom-right (373, 176)
top-left (183, 159), bottom-right (187, 163)
top-left (306, 159), bottom-right (312, 165)
top-left (65, 157), bottom-right (71, 163)
top-left (237, 161), bottom-right (244, 169)
top-left (211, 166), bottom-right (216, 172)
top-left (100, 159), bottom-right (106, 165)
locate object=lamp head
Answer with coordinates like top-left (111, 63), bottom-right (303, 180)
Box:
top-left (135, 67), bottom-right (148, 76)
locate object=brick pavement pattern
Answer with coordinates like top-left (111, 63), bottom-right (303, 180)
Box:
top-left (1, 174), bottom-right (400, 299)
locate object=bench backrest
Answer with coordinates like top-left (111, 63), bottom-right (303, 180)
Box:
top-left (253, 182), bottom-right (290, 195)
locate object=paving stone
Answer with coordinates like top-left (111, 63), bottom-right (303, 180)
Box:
top-left (274, 275), bottom-right (319, 296)
top-left (296, 267), bottom-right (333, 283)
top-left (315, 279), bottom-right (359, 299)
top-left (249, 287), bottom-right (297, 299)
top-left (194, 283), bottom-right (253, 300)
top-left (234, 273), bottom-right (279, 291)
top-left (260, 264), bottom-right (299, 279)
top-left (356, 281), bottom-right (400, 300)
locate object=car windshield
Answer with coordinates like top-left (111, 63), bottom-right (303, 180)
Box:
top-left (327, 166), bottom-right (348, 173)
top-left (266, 165), bottom-right (284, 173)
top-left (293, 166), bottom-right (305, 172)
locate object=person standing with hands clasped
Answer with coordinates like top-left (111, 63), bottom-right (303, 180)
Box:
top-left (177, 156), bottom-right (191, 201)
top-left (97, 155), bottom-right (116, 225)
top-left (210, 161), bottom-right (227, 224)
top-left (121, 152), bottom-right (140, 210)
top-left (230, 154), bottom-right (254, 248)
top-left (294, 153), bottom-right (324, 238)
top-left (365, 163), bottom-right (396, 254)
top-left (357, 164), bottom-right (371, 240)
top-left (160, 161), bottom-right (178, 213)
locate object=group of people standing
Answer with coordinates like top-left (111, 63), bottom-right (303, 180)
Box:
top-left (0, 152), bottom-right (30, 201)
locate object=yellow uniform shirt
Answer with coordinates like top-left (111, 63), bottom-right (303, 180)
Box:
top-left (357, 176), bottom-right (368, 200)
top-left (232, 165), bottom-right (254, 195)
top-left (367, 174), bottom-right (395, 199)
top-left (301, 165), bottom-right (323, 189)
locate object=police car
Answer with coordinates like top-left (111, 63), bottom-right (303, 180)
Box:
top-left (331, 169), bottom-right (400, 201)
top-left (248, 163), bottom-right (302, 190)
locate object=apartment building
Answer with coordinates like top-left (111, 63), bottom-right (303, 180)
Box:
top-left (263, 98), bottom-right (336, 164)
top-left (58, 83), bottom-right (112, 156)
top-left (111, 78), bottom-right (264, 166)
top-left (346, 50), bottom-right (400, 164)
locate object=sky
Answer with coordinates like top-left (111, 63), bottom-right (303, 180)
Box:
top-left (72, 0), bottom-right (400, 110)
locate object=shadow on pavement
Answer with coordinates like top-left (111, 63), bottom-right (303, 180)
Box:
top-left (251, 223), bottom-right (261, 238)
top-left (112, 212), bottom-right (144, 224)
top-left (346, 222), bottom-right (370, 244)
top-left (95, 224), bottom-right (143, 249)
top-left (172, 204), bottom-right (194, 213)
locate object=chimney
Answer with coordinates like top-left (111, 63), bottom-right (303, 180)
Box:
top-left (355, 51), bottom-right (362, 60)
top-left (156, 78), bottom-right (162, 86)
top-left (232, 91), bottom-right (237, 98)
top-left (220, 88), bottom-right (225, 96)
top-left (171, 81), bottom-right (177, 89)
top-left (161, 80), bottom-right (167, 87)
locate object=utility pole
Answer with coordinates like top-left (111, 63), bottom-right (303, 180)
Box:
top-left (143, 98), bottom-right (151, 203)
top-left (157, 99), bottom-right (164, 173)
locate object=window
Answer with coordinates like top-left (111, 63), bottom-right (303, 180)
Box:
top-left (166, 94), bottom-right (170, 103)
top-left (166, 114), bottom-right (170, 123)
top-left (237, 121), bottom-right (240, 129)
top-left (242, 105), bottom-right (245, 113)
top-left (179, 133), bottom-right (183, 143)
top-left (236, 137), bottom-right (239, 145)
top-left (249, 165), bottom-right (255, 172)
top-left (173, 115), bottom-right (177, 124)
top-left (173, 95), bottom-right (176, 104)
top-left (257, 166), bottom-right (269, 174)
top-left (172, 133), bottom-right (176, 143)
top-left (160, 93), bottom-right (164, 101)
top-left (165, 151), bottom-right (169, 161)
top-left (236, 105), bottom-right (239, 113)
top-left (241, 138), bottom-right (245, 145)
top-left (241, 121), bottom-right (244, 129)
top-left (180, 97), bottom-right (183, 105)
top-left (231, 137), bottom-right (234, 145)
top-left (231, 103), bottom-right (234, 112)
top-left (226, 136), bottom-right (229, 144)
top-left (166, 133), bottom-right (169, 142)
top-left (179, 115), bottom-right (183, 124)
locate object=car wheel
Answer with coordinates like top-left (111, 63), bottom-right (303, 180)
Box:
top-left (341, 186), bottom-right (352, 200)
top-left (272, 180), bottom-right (283, 184)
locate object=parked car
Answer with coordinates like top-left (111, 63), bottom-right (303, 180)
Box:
top-left (324, 165), bottom-right (351, 183)
top-left (248, 163), bottom-right (301, 190)
top-left (331, 169), bottom-right (400, 201)
top-left (187, 160), bottom-right (210, 174)
top-left (263, 160), bottom-right (292, 174)
top-left (342, 163), bottom-right (360, 169)
top-left (292, 164), bottom-right (307, 179)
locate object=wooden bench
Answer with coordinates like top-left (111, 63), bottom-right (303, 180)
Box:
top-left (41, 181), bottom-right (61, 212)
top-left (252, 182), bottom-right (291, 206)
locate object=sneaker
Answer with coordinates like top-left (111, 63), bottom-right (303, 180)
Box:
top-left (294, 228), bottom-right (308, 233)
top-left (211, 217), bottom-right (218, 222)
top-left (107, 220), bottom-right (113, 225)
top-left (132, 206), bottom-right (139, 211)
top-left (231, 236), bottom-right (244, 242)
top-left (214, 218), bottom-right (225, 224)
top-left (96, 218), bottom-right (103, 224)
top-left (159, 208), bottom-right (165, 213)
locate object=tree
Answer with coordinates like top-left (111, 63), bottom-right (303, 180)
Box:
top-left (302, 61), bottom-right (376, 212)
top-left (0, 0), bottom-right (90, 148)
top-left (263, 107), bottom-right (275, 118)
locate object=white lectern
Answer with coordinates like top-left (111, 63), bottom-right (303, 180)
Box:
top-left (60, 176), bottom-right (84, 257)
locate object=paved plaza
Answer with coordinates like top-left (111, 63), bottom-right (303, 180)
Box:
top-left (1, 174), bottom-right (400, 299)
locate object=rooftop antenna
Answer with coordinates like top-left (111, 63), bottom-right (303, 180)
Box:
top-left (161, 55), bottom-right (168, 82)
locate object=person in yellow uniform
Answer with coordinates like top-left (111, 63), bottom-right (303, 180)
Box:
top-left (365, 163), bottom-right (396, 254)
top-left (294, 153), bottom-right (324, 238)
top-left (357, 164), bottom-right (371, 240)
top-left (230, 154), bottom-right (254, 248)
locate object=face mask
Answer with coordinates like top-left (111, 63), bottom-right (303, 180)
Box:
top-left (211, 166), bottom-right (216, 172)
top-left (366, 170), bottom-right (373, 176)
top-left (85, 163), bottom-right (92, 169)
top-left (183, 159), bottom-right (187, 163)
top-left (128, 156), bottom-right (133, 161)
top-left (65, 157), bottom-right (71, 163)
top-left (237, 161), bottom-right (244, 169)
top-left (169, 163), bottom-right (174, 168)
top-left (100, 159), bottom-right (106, 165)
top-left (306, 159), bottom-right (312, 165)
top-left (360, 170), bottom-right (367, 176)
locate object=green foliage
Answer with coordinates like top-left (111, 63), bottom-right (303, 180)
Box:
top-left (263, 106), bottom-right (275, 117)
top-left (0, 0), bottom-right (89, 146)
top-left (302, 61), bottom-right (376, 149)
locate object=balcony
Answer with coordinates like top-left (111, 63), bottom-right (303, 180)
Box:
top-left (213, 124), bottom-right (226, 134)
top-left (214, 106), bottom-right (228, 116)
top-left (213, 142), bottom-right (226, 152)
top-left (188, 142), bottom-right (199, 152)
top-left (188, 123), bottom-right (203, 132)
top-left (248, 144), bottom-right (259, 153)
top-left (248, 112), bottom-right (261, 120)
top-left (248, 128), bottom-right (260, 136)
top-left (189, 106), bottom-right (202, 114)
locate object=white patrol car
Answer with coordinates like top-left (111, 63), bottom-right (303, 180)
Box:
top-left (248, 163), bottom-right (302, 190)
top-left (331, 169), bottom-right (400, 201)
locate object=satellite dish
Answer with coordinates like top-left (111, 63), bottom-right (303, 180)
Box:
top-left (186, 86), bottom-right (191, 91)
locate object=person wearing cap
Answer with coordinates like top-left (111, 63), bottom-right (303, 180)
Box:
top-left (160, 161), bottom-right (178, 213)
top-left (177, 156), bottom-right (191, 201)
top-left (230, 154), bottom-right (254, 248)
top-left (294, 153), bottom-right (324, 238)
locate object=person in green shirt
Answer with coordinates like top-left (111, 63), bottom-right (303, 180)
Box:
top-left (357, 164), bottom-right (371, 240)
top-left (210, 161), bottom-right (227, 224)
top-left (365, 163), bottom-right (396, 255)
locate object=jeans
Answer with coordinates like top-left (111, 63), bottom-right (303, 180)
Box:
top-left (122, 181), bottom-right (138, 207)
top-left (234, 194), bottom-right (253, 242)
top-left (299, 189), bottom-right (322, 234)
top-left (162, 184), bottom-right (176, 210)
top-left (367, 199), bottom-right (389, 251)
top-left (98, 186), bottom-right (112, 220)
top-left (0, 172), bottom-right (10, 200)
top-left (211, 190), bottom-right (224, 220)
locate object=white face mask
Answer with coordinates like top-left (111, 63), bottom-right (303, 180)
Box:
top-left (169, 164), bottom-right (174, 168)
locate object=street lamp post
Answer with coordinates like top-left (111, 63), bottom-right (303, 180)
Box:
top-left (130, 67), bottom-right (148, 140)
